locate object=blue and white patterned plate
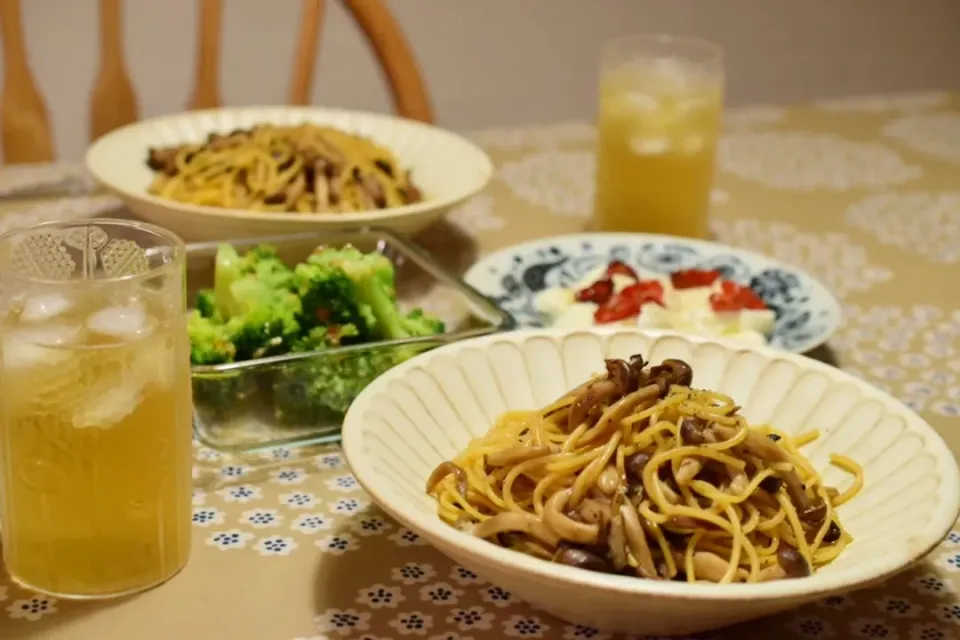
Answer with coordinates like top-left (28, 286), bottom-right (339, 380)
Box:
top-left (464, 233), bottom-right (842, 353)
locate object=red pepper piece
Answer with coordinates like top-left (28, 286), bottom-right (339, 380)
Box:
top-left (709, 280), bottom-right (768, 312)
top-left (622, 280), bottom-right (665, 307)
top-left (670, 268), bottom-right (722, 290)
top-left (605, 260), bottom-right (639, 280)
top-left (575, 277), bottom-right (614, 304)
top-left (593, 280), bottom-right (665, 324)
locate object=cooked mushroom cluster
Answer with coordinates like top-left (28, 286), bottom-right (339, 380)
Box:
top-left (426, 353), bottom-right (857, 584)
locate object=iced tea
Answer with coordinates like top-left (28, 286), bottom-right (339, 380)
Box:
top-left (0, 221), bottom-right (192, 598)
top-left (593, 35), bottom-right (724, 238)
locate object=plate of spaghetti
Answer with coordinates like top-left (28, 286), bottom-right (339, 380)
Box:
top-left (342, 329), bottom-right (960, 636)
top-left (85, 107), bottom-right (493, 241)
top-left (427, 355), bottom-right (862, 585)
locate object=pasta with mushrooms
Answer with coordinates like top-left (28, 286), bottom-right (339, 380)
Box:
top-left (145, 123), bottom-right (423, 214)
top-left (426, 355), bottom-right (863, 584)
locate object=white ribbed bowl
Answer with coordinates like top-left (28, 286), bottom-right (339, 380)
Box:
top-left (85, 107), bottom-right (493, 241)
top-left (342, 328), bottom-right (960, 637)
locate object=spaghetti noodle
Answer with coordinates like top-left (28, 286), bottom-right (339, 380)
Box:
top-left (146, 123), bottom-right (423, 214)
top-left (426, 355), bottom-right (863, 584)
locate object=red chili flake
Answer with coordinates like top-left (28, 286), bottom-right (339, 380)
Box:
top-left (709, 280), bottom-right (768, 312)
top-left (575, 277), bottom-right (614, 304)
top-left (605, 260), bottom-right (639, 280)
top-left (593, 280), bottom-right (665, 324)
top-left (670, 269), bottom-right (722, 290)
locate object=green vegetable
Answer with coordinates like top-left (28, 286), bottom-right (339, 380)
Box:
top-left (188, 310), bottom-right (236, 365)
top-left (187, 241), bottom-right (446, 424)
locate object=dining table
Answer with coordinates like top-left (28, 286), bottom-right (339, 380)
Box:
top-left (1, 90), bottom-right (959, 640)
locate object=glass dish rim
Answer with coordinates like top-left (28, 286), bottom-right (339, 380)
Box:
top-left (187, 226), bottom-right (515, 375)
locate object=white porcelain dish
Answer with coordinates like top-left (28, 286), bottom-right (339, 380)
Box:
top-left (342, 328), bottom-right (960, 636)
top-left (464, 233), bottom-right (843, 353)
top-left (85, 107), bottom-right (493, 241)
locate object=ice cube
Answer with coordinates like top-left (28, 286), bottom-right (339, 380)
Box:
top-left (679, 136), bottom-right (705, 155)
top-left (1, 324), bottom-right (80, 370)
top-left (20, 293), bottom-right (73, 323)
top-left (86, 303), bottom-right (155, 339)
top-left (630, 136), bottom-right (672, 156)
top-left (626, 92), bottom-right (659, 112)
top-left (73, 381), bottom-right (143, 429)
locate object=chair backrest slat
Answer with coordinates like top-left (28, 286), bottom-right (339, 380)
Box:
top-left (343, 0), bottom-right (433, 123)
top-left (188, 0), bottom-right (223, 111)
top-left (89, 0), bottom-right (140, 143)
top-left (0, 0), bottom-right (54, 163)
top-left (0, 0), bottom-right (432, 163)
top-left (288, 0), bottom-right (326, 106)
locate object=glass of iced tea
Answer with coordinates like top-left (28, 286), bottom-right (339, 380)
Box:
top-left (0, 219), bottom-right (193, 599)
top-left (593, 34), bottom-right (724, 238)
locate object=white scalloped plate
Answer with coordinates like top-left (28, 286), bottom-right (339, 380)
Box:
top-left (342, 328), bottom-right (960, 637)
top-left (85, 107), bottom-right (494, 241)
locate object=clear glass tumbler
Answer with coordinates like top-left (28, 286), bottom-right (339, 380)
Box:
top-left (0, 220), bottom-right (193, 598)
top-left (593, 34), bottom-right (724, 238)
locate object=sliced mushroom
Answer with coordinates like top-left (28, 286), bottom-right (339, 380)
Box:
top-left (596, 465), bottom-right (621, 495)
top-left (567, 378), bottom-right (619, 430)
top-left (728, 471), bottom-right (750, 495)
top-left (473, 512), bottom-right (560, 548)
top-left (757, 564), bottom-right (787, 582)
top-left (675, 458), bottom-right (702, 486)
top-left (485, 445), bottom-right (551, 468)
top-left (776, 547), bottom-right (811, 578)
top-left (554, 546), bottom-right (610, 573)
top-left (577, 498), bottom-right (612, 528)
top-left (585, 384), bottom-right (660, 442)
top-left (624, 452), bottom-right (651, 482)
top-left (679, 416), bottom-right (712, 444)
top-left (620, 504), bottom-right (658, 578)
top-left (648, 359), bottom-right (693, 388)
top-left (425, 461), bottom-right (468, 497)
top-left (714, 425), bottom-right (816, 514)
top-left (543, 490), bottom-right (600, 544)
top-left (359, 173), bottom-right (387, 208)
top-left (822, 520), bottom-right (842, 544)
top-left (691, 551), bottom-right (732, 583)
top-left (146, 147), bottom-right (180, 175)
top-left (604, 358), bottom-right (637, 394)
top-left (607, 512), bottom-right (629, 571)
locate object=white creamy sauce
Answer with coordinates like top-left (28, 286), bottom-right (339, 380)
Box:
top-left (534, 265), bottom-right (776, 346)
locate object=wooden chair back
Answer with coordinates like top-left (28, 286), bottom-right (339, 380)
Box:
top-left (0, 0), bottom-right (433, 164)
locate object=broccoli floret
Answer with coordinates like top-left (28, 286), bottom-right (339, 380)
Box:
top-left (194, 288), bottom-right (220, 320)
top-left (213, 243), bottom-right (295, 319)
top-left (245, 245), bottom-right (295, 291)
top-left (291, 323), bottom-right (362, 352)
top-left (225, 287), bottom-right (302, 360)
top-left (293, 259), bottom-right (377, 338)
top-left (401, 308), bottom-right (445, 337)
top-left (188, 310), bottom-right (236, 365)
top-left (304, 245), bottom-right (444, 341)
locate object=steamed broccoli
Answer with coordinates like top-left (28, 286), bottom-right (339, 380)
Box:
top-left (188, 311), bottom-right (236, 365)
top-left (188, 241), bottom-right (447, 426)
top-left (299, 245), bottom-right (445, 341)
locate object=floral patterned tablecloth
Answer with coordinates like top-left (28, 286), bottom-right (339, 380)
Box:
top-left (2, 91), bottom-right (960, 640)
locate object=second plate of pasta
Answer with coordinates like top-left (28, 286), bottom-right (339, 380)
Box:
top-left (86, 107), bottom-right (493, 241)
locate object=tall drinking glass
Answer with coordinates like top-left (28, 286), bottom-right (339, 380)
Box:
top-left (593, 34), bottom-right (724, 238)
top-left (0, 220), bottom-right (193, 598)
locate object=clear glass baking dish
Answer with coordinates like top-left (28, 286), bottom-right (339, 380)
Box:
top-left (188, 228), bottom-right (514, 452)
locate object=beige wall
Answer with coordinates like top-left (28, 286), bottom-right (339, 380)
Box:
top-left (8, 0), bottom-right (960, 161)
